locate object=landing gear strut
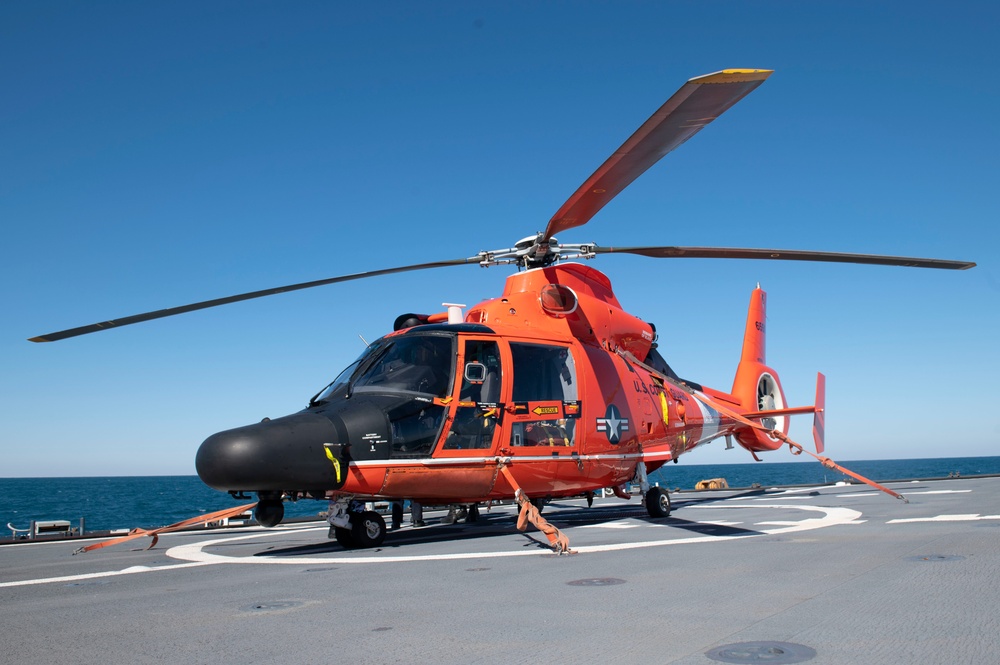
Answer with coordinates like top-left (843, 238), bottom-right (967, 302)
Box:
top-left (632, 459), bottom-right (671, 518)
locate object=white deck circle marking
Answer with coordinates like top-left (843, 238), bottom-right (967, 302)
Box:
top-left (0, 561), bottom-right (213, 589)
top-left (164, 504), bottom-right (863, 566)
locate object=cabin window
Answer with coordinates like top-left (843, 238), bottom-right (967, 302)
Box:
top-left (509, 343), bottom-right (578, 447)
top-left (510, 343), bottom-right (577, 402)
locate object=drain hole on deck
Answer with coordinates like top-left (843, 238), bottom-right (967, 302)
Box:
top-left (706, 641), bottom-right (816, 664)
top-left (64, 580), bottom-right (110, 588)
top-left (244, 601), bottom-right (303, 613)
top-left (566, 577), bottom-right (626, 587)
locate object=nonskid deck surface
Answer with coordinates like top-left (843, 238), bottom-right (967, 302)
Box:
top-left (2, 477), bottom-right (999, 664)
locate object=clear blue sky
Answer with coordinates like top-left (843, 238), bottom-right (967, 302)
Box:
top-left (2, 2), bottom-right (997, 477)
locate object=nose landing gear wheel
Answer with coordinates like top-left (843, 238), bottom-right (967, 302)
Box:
top-left (645, 486), bottom-right (672, 518)
top-left (254, 499), bottom-right (284, 527)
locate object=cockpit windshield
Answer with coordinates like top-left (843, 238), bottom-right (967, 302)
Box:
top-left (312, 334), bottom-right (455, 404)
top-left (311, 348), bottom-right (372, 404)
top-left (353, 334), bottom-right (454, 397)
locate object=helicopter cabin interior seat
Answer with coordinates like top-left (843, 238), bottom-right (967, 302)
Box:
top-left (522, 421), bottom-right (571, 446)
top-left (480, 365), bottom-right (499, 404)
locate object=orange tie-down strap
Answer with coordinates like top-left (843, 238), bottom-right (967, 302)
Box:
top-left (498, 464), bottom-right (574, 555)
top-left (74, 501), bottom-right (259, 555)
top-left (768, 431), bottom-right (908, 502)
top-left (679, 386), bottom-right (908, 502)
top-left (618, 349), bottom-right (908, 504)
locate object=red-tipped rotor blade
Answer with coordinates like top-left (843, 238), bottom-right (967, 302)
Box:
top-left (543, 69), bottom-right (772, 242)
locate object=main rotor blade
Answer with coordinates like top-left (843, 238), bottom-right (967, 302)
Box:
top-left (29, 257), bottom-right (481, 343)
top-left (543, 69), bottom-right (772, 242)
top-left (592, 245), bottom-right (976, 270)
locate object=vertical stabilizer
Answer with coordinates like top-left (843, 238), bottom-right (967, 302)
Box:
top-left (732, 285), bottom-right (789, 452)
top-left (740, 285), bottom-right (766, 366)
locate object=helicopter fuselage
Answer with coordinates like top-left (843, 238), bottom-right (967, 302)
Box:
top-left (31, 67), bottom-right (971, 550)
top-left (196, 264), bottom-right (780, 506)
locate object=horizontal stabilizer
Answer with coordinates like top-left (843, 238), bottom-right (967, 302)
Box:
top-left (813, 372), bottom-right (826, 454)
top-left (743, 405), bottom-right (817, 419)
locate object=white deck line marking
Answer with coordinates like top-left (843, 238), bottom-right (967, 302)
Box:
top-left (755, 521), bottom-right (800, 526)
top-left (888, 514), bottom-right (1000, 524)
top-left (769, 487), bottom-right (835, 495)
top-left (579, 521), bottom-right (639, 529)
top-left (904, 490), bottom-right (973, 495)
top-left (163, 504), bottom-right (863, 566)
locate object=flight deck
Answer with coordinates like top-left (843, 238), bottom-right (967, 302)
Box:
top-left (2, 476), bottom-right (998, 664)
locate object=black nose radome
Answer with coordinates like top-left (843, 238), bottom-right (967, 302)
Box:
top-left (196, 412), bottom-right (343, 492)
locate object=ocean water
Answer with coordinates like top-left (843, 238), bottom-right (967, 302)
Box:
top-left (3, 456), bottom-right (999, 534)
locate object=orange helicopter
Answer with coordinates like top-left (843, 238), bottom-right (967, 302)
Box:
top-left (33, 69), bottom-right (974, 554)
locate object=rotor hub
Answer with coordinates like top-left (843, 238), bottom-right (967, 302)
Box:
top-left (476, 234), bottom-right (597, 270)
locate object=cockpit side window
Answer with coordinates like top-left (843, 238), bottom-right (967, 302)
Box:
top-left (443, 340), bottom-right (502, 451)
top-left (389, 402), bottom-right (446, 457)
top-left (459, 340), bottom-right (501, 404)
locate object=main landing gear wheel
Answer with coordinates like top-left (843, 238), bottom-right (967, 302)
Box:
top-left (333, 526), bottom-right (355, 549)
top-left (350, 511), bottom-right (386, 548)
top-left (645, 487), bottom-right (672, 518)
